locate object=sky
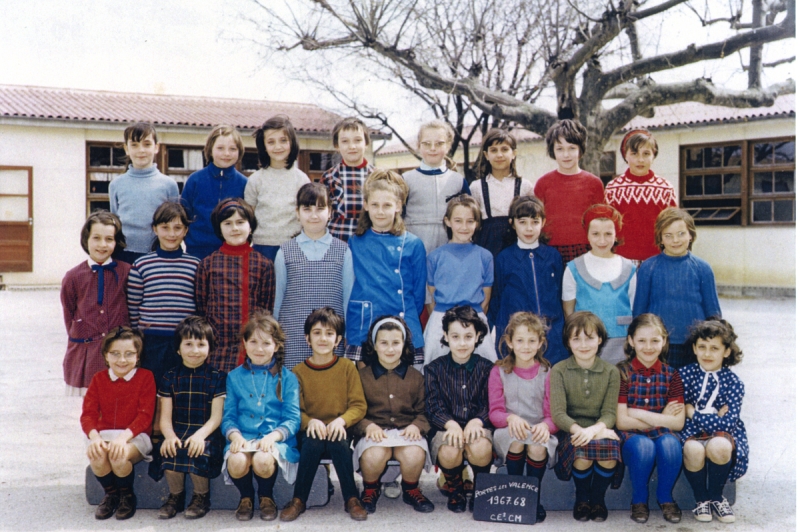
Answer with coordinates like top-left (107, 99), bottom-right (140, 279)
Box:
top-left (0, 0), bottom-right (794, 140)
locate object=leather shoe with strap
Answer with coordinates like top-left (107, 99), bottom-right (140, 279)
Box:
top-left (280, 497), bottom-right (306, 522)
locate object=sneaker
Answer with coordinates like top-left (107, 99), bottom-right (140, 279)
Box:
top-left (158, 491), bottom-right (185, 519)
top-left (95, 492), bottom-right (120, 520)
top-left (692, 500), bottom-right (713, 522)
top-left (115, 491), bottom-right (137, 520)
top-left (259, 496), bottom-right (277, 521)
top-left (630, 502), bottom-right (649, 523)
top-left (711, 497), bottom-right (735, 523)
top-left (536, 504), bottom-right (547, 523)
top-left (573, 501), bottom-right (591, 521)
top-left (360, 487), bottom-right (381, 514)
top-left (235, 497), bottom-right (254, 521)
top-left (402, 488), bottom-right (435, 513)
top-left (589, 502), bottom-right (608, 522)
top-left (184, 492), bottom-right (210, 519)
top-left (383, 480), bottom-right (402, 499)
top-left (659, 501), bottom-right (682, 523)
top-left (447, 487), bottom-right (467, 513)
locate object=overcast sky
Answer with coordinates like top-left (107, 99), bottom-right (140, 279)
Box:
top-left (1, 0), bottom-right (794, 139)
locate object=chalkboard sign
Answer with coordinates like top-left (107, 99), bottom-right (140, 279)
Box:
top-left (473, 473), bottom-right (540, 525)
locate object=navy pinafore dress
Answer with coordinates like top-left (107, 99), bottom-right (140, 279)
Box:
top-left (476, 176), bottom-right (521, 258)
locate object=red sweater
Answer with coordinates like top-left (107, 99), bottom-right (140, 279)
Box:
top-left (604, 169), bottom-right (677, 261)
top-left (534, 169), bottom-right (604, 246)
top-left (80, 369), bottom-right (156, 437)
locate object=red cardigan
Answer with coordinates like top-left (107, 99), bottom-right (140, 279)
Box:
top-left (80, 368), bottom-right (156, 437)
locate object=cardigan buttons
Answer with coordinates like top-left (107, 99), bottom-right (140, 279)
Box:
top-left (397, 289), bottom-right (403, 294)
top-left (399, 312), bottom-right (404, 317)
top-left (394, 269), bottom-right (399, 273)
top-left (396, 247), bottom-right (402, 251)
top-left (389, 394), bottom-right (394, 399)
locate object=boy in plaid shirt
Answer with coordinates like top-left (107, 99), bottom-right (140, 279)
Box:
top-left (321, 117), bottom-right (374, 242)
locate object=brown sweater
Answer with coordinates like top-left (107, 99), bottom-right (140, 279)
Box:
top-left (293, 356), bottom-right (366, 430)
top-left (355, 363), bottom-right (430, 437)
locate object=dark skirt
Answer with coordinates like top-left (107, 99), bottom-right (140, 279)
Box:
top-left (476, 217), bottom-right (511, 258)
top-left (555, 431), bottom-right (621, 481)
top-left (155, 432), bottom-right (225, 479)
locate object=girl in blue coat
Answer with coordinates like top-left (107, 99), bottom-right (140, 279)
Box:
top-left (489, 196), bottom-right (567, 364)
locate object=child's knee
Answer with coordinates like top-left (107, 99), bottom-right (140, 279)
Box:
top-left (682, 440), bottom-right (706, 468)
top-left (526, 445), bottom-right (547, 461)
top-left (597, 459), bottom-right (617, 469)
top-left (226, 453), bottom-right (250, 476)
top-left (573, 458), bottom-right (592, 471)
top-left (395, 445), bottom-right (426, 465)
top-left (252, 451), bottom-right (276, 475)
top-left (466, 439), bottom-right (492, 463)
top-left (108, 454), bottom-right (130, 470)
top-left (706, 437), bottom-right (733, 463)
top-left (361, 446), bottom-right (391, 468)
top-left (509, 441), bottom-right (525, 453)
top-left (437, 445), bottom-right (462, 467)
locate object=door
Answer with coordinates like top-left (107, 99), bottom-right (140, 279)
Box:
top-left (0, 166), bottom-right (33, 272)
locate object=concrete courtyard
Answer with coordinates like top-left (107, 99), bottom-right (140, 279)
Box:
top-left (0, 289), bottom-right (794, 531)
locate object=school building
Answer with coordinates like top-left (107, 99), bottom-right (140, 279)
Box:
top-left (377, 95), bottom-right (796, 296)
top-left (0, 84), bottom-right (387, 287)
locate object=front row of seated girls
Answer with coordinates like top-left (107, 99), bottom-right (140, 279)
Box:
top-left (81, 306), bottom-right (747, 525)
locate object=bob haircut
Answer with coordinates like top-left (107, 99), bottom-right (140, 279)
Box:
top-left (505, 195), bottom-right (550, 245)
top-left (174, 315), bottom-right (216, 354)
top-left (80, 210), bottom-right (126, 255)
top-left (254, 115), bottom-right (299, 170)
top-left (443, 194), bottom-right (481, 240)
top-left (296, 182), bottom-right (331, 210)
top-left (150, 201), bottom-right (191, 251)
top-left (241, 311), bottom-right (288, 399)
top-left (360, 315), bottom-right (416, 368)
top-left (654, 208), bottom-right (697, 251)
top-left (620, 129), bottom-right (659, 161)
top-left (562, 311), bottom-right (608, 352)
top-left (618, 313), bottom-right (670, 379)
top-left (123, 122), bottom-right (159, 144)
top-left (101, 326), bottom-right (144, 367)
top-left (545, 119), bottom-right (587, 158)
top-left (332, 117), bottom-right (370, 148)
top-left (204, 125), bottom-right (245, 165)
top-left (476, 128), bottom-right (519, 179)
top-left (686, 318), bottom-right (743, 367)
top-left (304, 306), bottom-right (345, 338)
top-left (211, 198), bottom-right (257, 244)
top-left (418, 119), bottom-right (455, 145)
top-left (440, 305), bottom-right (488, 348)
top-left (496, 312), bottom-right (550, 374)
top-left (354, 169), bottom-right (409, 237)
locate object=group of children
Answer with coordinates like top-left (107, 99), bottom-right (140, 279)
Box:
top-left (67, 114), bottom-right (747, 524)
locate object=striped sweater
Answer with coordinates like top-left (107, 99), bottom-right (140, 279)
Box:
top-left (127, 248), bottom-right (201, 335)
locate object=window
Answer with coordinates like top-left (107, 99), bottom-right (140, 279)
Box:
top-left (86, 143), bottom-right (127, 213)
top-left (160, 146), bottom-right (205, 193)
top-left (298, 151), bottom-right (337, 181)
top-left (680, 137), bottom-right (795, 226)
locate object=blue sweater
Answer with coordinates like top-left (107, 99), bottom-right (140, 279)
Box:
top-left (180, 163), bottom-right (247, 259)
top-left (109, 165), bottom-right (179, 253)
top-left (489, 242), bottom-right (567, 364)
top-left (633, 252), bottom-right (721, 345)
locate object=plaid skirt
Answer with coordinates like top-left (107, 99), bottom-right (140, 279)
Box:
top-left (153, 432), bottom-right (225, 479)
top-left (554, 431), bottom-right (621, 481)
top-left (554, 243), bottom-right (591, 266)
top-left (686, 430), bottom-right (736, 449)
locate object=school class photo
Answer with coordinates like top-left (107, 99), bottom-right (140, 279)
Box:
top-left (0, 85), bottom-right (795, 527)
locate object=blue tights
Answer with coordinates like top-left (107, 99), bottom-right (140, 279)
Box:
top-left (622, 434), bottom-right (682, 505)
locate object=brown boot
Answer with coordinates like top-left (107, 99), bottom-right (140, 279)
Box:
top-left (95, 492), bottom-right (120, 520)
top-left (184, 492), bottom-right (210, 519)
top-left (115, 491), bottom-right (137, 520)
top-left (345, 496), bottom-right (368, 521)
top-left (158, 491), bottom-right (185, 519)
top-left (280, 497), bottom-right (306, 522)
top-left (259, 496), bottom-right (278, 521)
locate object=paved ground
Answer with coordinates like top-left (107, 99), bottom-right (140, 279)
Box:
top-left (0, 289), bottom-right (794, 531)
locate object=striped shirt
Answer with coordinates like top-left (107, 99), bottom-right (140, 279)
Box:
top-left (321, 160), bottom-right (374, 242)
top-left (425, 353), bottom-right (493, 431)
top-left (127, 248), bottom-right (200, 335)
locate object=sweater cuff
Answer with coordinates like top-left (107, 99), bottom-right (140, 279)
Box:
top-left (225, 428), bottom-right (242, 441)
top-left (274, 427), bottom-right (289, 442)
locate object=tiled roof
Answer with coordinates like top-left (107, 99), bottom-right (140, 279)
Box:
top-left (0, 84), bottom-right (388, 136)
top-left (379, 127), bottom-right (541, 156)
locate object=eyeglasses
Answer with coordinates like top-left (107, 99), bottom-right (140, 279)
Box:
top-left (420, 141), bottom-right (447, 150)
top-left (106, 351), bottom-right (138, 361)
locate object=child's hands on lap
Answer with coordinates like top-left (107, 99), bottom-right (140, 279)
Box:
top-left (87, 434), bottom-right (108, 461)
top-left (570, 424), bottom-right (600, 447)
top-left (326, 417), bottom-right (347, 441)
top-left (529, 422), bottom-right (550, 444)
top-left (229, 432), bottom-right (247, 453)
top-left (161, 435), bottom-right (182, 457)
top-left (306, 419), bottom-right (328, 440)
top-left (185, 433), bottom-right (206, 458)
top-left (108, 432), bottom-right (130, 461)
top-left (463, 419), bottom-right (485, 446)
top-left (593, 428), bottom-right (620, 441)
top-left (365, 423), bottom-right (387, 443)
top-left (400, 424), bottom-right (422, 442)
top-left (258, 432), bottom-right (281, 452)
top-left (507, 414), bottom-right (531, 441)
top-left (443, 420), bottom-right (465, 448)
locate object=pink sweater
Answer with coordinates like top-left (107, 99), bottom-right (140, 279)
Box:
top-left (488, 364), bottom-right (557, 433)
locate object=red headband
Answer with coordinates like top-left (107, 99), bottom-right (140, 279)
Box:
top-left (620, 129), bottom-right (652, 160)
top-left (582, 204), bottom-right (623, 233)
top-left (218, 199), bottom-right (243, 211)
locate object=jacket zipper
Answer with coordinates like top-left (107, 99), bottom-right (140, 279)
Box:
top-left (529, 252), bottom-right (541, 314)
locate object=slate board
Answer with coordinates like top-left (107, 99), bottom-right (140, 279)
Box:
top-left (473, 473), bottom-right (539, 525)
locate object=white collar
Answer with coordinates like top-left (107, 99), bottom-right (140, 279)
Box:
top-left (108, 368), bottom-right (137, 382)
top-left (517, 239), bottom-right (540, 250)
top-left (88, 257), bottom-right (114, 268)
top-left (696, 368), bottom-right (720, 414)
top-left (487, 173), bottom-right (514, 184)
top-left (420, 161), bottom-right (448, 173)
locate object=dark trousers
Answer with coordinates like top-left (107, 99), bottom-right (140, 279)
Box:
top-left (293, 434), bottom-right (357, 503)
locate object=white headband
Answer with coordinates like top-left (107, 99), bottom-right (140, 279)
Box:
top-left (371, 318), bottom-right (406, 344)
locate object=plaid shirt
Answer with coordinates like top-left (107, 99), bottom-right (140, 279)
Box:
top-left (425, 353), bottom-right (493, 431)
top-left (158, 363), bottom-right (227, 440)
top-left (618, 358), bottom-right (683, 440)
top-left (196, 244), bottom-right (275, 373)
top-left (321, 161), bottom-right (374, 242)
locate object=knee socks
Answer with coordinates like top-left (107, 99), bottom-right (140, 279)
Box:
top-left (96, 472), bottom-right (117, 495)
top-left (525, 456), bottom-right (546, 480)
top-left (117, 470), bottom-right (135, 495)
top-left (589, 463), bottom-right (615, 505)
top-left (254, 469), bottom-right (277, 499)
top-left (506, 450), bottom-right (525, 476)
top-left (470, 461), bottom-right (492, 481)
top-left (231, 470), bottom-right (255, 500)
top-left (572, 466), bottom-right (592, 503)
top-left (684, 463), bottom-right (709, 502)
top-left (440, 463), bottom-right (465, 493)
top-left (707, 458), bottom-right (732, 502)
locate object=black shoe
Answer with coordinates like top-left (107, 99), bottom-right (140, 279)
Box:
top-left (464, 480), bottom-right (475, 512)
top-left (115, 491), bottom-right (137, 520)
top-left (95, 492), bottom-right (120, 520)
top-left (158, 491), bottom-right (185, 519)
top-left (590, 502), bottom-right (609, 522)
top-left (536, 503), bottom-right (547, 522)
top-left (447, 488), bottom-right (467, 513)
top-left (360, 487), bottom-right (381, 514)
top-left (573, 501), bottom-right (591, 521)
top-left (402, 488), bottom-right (435, 513)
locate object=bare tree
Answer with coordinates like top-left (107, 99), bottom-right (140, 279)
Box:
top-left (244, 0), bottom-right (795, 175)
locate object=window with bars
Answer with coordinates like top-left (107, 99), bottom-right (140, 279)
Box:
top-left (680, 137), bottom-right (795, 226)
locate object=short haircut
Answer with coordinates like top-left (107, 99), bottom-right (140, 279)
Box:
top-left (620, 129), bottom-right (659, 160)
top-left (418, 119), bottom-right (455, 145)
top-left (443, 194), bottom-right (481, 240)
top-left (241, 311), bottom-right (287, 399)
top-left (211, 198), bottom-right (257, 243)
top-left (360, 314), bottom-right (416, 368)
top-left (619, 313), bottom-right (670, 378)
top-left (562, 311), bottom-right (608, 351)
top-left (174, 315), bottom-right (216, 354)
top-left (101, 326), bottom-right (144, 367)
top-left (150, 201), bottom-right (190, 251)
top-left (304, 307), bottom-right (345, 337)
top-left (254, 115), bottom-right (299, 169)
top-left (654, 208), bottom-right (697, 251)
top-left (476, 128), bottom-right (519, 179)
top-left (204, 124), bottom-right (244, 165)
top-left (124, 122), bottom-right (158, 144)
top-left (506, 195), bottom-right (550, 245)
top-left (80, 210), bottom-right (126, 255)
top-left (497, 312), bottom-right (550, 374)
top-left (355, 169), bottom-right (408, 236)
top-left (545, 119), bottom-right (587, 158)
top-left (332, 117), bottom-right (370, 148)
top-left (686, 318), bottom-right (743, 367)
top-left (296, 182), bottom-right (331, 210)
top-left (440, 305), bottom-right (488, 348)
